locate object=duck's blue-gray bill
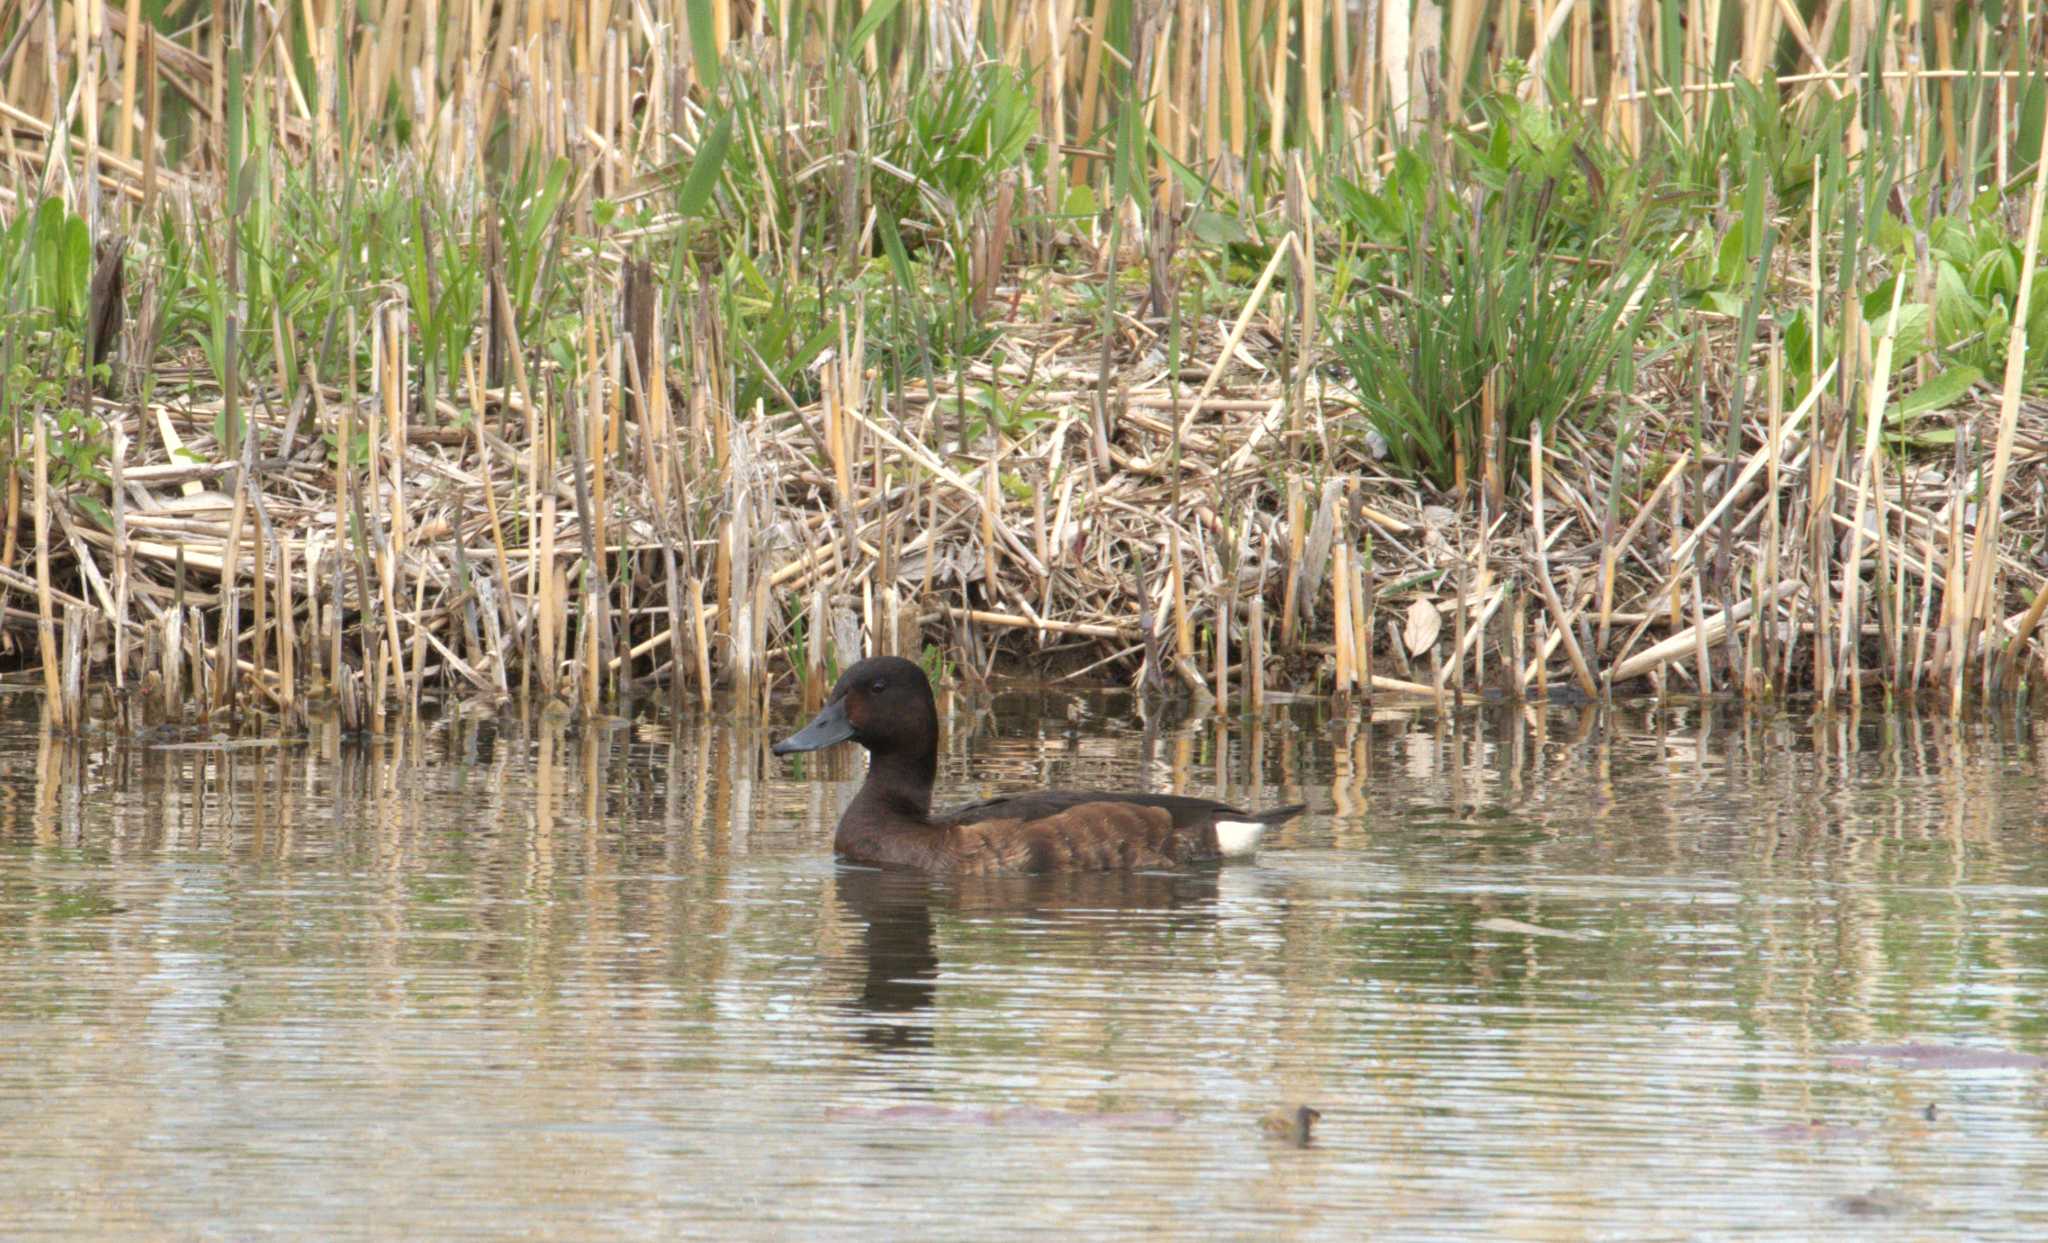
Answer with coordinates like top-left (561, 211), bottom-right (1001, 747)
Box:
top-left (771, 699), bottom-right (855, 754)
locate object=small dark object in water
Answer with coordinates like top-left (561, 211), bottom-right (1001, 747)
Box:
top-left (1832, 1187), bottom-right (1923, 1218)
top-left (772, 657), bottom-right (1307, 874)
top-left (1924, 1102), bottom-right (1939, 1122)
top-left (1261, 1104), bottom-right (1321, 1147)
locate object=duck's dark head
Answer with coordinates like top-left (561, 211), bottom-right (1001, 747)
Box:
top-left (771, 656), bottom-right (937, 771)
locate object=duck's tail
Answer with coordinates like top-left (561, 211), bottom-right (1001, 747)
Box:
top-left (1213, 803), bottom-right (1309, 858)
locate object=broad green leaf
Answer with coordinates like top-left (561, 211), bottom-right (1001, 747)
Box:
top-left (1701, 289), bottom-right (1746, 317)
top-left (1891, 365), bottom-right (1983, 422)
top-left (61, 214), bottom-right (91, 319)
top-left (1867, 302), bottom-right (1930, 355)
top-left (1189, 210), bottom-right (1251, 247)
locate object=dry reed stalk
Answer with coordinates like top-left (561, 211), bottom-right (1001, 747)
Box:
top-left (465, 354), bottom-right (517, 670)
top-left (1332, 540), bottom-right (1354, 693)
top-left (110, 421), bottom-right (129, 698)
top-left (1807, 421), bottom-right (1836, 704)
top-left (60, 604), bottom-right (84, 731)
top-left (1995, 581), bottom-right (2048, 695)
top-left (213, 406), bottom-right (256, 712)
top-left (728, 422), bottom-right (757, 708)
top-left (1942, 449), bottom-right (1967, 709)
top-left (371, 636), bottom-right (387, 735)
top-left (33, 415), bottom-right (60, 722)
top-left (1908, 523), bottom-right (1937, 690)
top-left (1451, 511), bottom-right (1481, 700)
top-left (162, 603), bottom-right (183, 720)
top-left (1214, 573), bottom-right (1232, 715)
top-left (278, 521), bottom-right (295, 717)
top-left (1175, 233), bottom-right (1300, 441)
top-left (538, 439), bottom-right (559, 698)
top-left (1932, 0), bottom-right (1959, 177)
top-left (1072, 0), bottom-right (1111, 184)
top-left (410, 547), bottom-right (432, 719)
top-left (690, 574), bottom-right (711, 711)
top-left (568, 383), bottom-right (606, 717)
top-left (77, 0), bottom-right (101, 230)
top-left (981, 452), bottom-right (1000, 596)
top-left (1355, 531), bottom-right (1376, 706)
top-left (1612, 581), bottom-right (1804, 683)
top-left (1380, 0), bottom-right (1411, 135)
top-left (251, 496), bottom-right (271, 704)
top-left (1245, 591), bottom-right (1264, 709)
top-left (936, 607), bottom-right (1139, 642)
top-left (1439, 575), bottom-right (1502, 692)
top-left (1170, 529), bottom-right (1194, 673)
top-left (1281, 476), bottom-right (1304, 646)
top-left (1688, 570), bottom-right (1711, 694)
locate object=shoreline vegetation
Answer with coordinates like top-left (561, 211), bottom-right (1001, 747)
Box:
top-left (3, 1), bottom-right (2048, 733)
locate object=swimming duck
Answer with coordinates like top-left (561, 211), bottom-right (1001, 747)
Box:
top-left (772, 656), bottom-right (1306, 875)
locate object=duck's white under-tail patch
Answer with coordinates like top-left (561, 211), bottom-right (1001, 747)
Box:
top-left (1214, 819), bottom-right (1268, 858)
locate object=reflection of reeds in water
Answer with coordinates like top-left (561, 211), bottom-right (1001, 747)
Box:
top-left (4, 693), bottom-right (2038, 1075)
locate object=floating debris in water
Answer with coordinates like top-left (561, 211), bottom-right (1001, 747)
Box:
top-left (1832, 1187), bottom-right (1925, 1218)
top-left (1473, 916), bottom-right (1600, 941)
top-left (1260, 1105), bottom-right (1322, 1148)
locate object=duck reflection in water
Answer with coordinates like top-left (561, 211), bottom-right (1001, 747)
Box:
top-left (831, 867), bottom-right (1225, 1053)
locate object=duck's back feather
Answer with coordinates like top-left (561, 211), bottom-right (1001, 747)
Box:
top-left (916, 791), bottom-right (1306, 875)
top-left (942, 789), bottom-right (1262, 830)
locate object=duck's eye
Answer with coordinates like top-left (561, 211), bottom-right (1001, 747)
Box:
top-left (868, 678), bottom-right (888, 694)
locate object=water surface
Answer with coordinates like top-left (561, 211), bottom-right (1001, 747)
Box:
top-left (3, 691), bottom-right (2046, 1239)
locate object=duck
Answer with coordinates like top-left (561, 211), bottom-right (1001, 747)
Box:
top-left (772, 656), bottom-right (1306, 875)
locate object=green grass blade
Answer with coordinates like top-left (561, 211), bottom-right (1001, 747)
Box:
top-left (677, 111), bottom-right (734, 220)
top-left (844, 0), bottom-right (905, 59)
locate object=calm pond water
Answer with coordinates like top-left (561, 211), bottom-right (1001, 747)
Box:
top-left (3, 687), bottom-right (2047, 1240)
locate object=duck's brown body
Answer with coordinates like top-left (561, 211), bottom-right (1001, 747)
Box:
top-left (838, 788), bottom-right (1299, 875)
top-left (773, 657), bottom-right (1306, 876)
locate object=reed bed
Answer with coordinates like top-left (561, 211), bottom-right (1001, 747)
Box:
top-left (2, 1), bottom-right (2047, 730)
